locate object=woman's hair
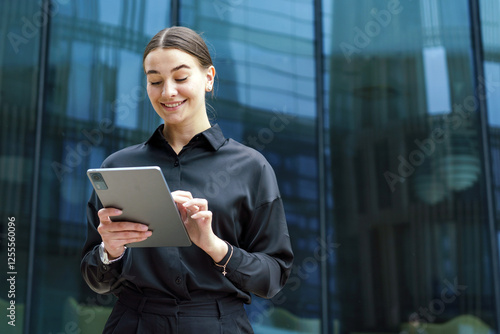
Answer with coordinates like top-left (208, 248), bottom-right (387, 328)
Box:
top-left (143, 26), bottom-right (213, 70)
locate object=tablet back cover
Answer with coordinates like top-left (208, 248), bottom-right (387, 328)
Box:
top-left (87, 166), bottom-right (191, 248)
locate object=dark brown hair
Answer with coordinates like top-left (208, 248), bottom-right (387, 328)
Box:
top-left (143, 26), bottom-right (213, 71)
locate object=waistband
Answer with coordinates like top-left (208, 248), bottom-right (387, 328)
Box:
top-left (117, 290), bottom-right (244, 318)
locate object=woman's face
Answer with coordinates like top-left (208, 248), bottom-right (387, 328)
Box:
top-left (144, 48), bottom-right (215, 127)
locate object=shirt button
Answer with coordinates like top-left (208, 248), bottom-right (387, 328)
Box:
top-left (174, 160), bottom-right (179, 167)
top-left (175, 277), bottom-right (182, 285)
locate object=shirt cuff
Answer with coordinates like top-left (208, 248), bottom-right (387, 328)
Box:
top-left (215, 242), bottom-right (232, 266)
top-left (99, 242), bottom-right (127, 264)
top-left (214, 243), bottom-right (243, 277)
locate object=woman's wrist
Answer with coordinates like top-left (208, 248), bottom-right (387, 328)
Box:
top-left (204, 237), bottom-right (229, 263)
top-left (100, 242), bottom-right (126, 264)
top-left (103, 243), bottom-right (126, 260)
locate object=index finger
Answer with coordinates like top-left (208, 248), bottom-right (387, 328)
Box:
top-left (171, 190), bottom-right (193, 204)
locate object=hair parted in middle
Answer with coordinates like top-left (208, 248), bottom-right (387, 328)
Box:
top-left (143, 26), bottom-right (213, 71)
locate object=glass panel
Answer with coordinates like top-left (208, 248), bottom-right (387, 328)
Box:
top-left (180, 1), bottom-right (320, 332)
top-left (481, 3), bottom-right (500, 211)
top-left (481, 1), bottom-right (500, 330)
top-left (324, 0), bottom-right (497, 332)
top-left (26, 1), bottom-right (171, 333)
top-left (7, 1), bottom-right (500, 334)
top-left (0, 1), bottom-right (42, 333)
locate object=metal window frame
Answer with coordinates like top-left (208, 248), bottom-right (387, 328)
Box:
top-left (24, 0), bottom-right (499, 333)
top-left (468, 0), bottom-right (500, 329)
top-left (313, 0), bottom-right (330, 333)
top-left (25, 0), bottom-right (51, 333)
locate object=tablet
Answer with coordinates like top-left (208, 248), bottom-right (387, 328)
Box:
top-left (87, 166), bottom-right (192, 248)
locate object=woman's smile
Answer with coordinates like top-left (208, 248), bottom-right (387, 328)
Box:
top-left (161, 100), bottom-right (187, 111)
top-left (144, 48), bottom-right (213, 130)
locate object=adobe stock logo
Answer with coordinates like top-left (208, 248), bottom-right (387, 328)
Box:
top-left (339, 0), bottom-right (404, 63)
top-left (400, 277), bottom-right (467, 333)
top-left (212, 0), bottom-right (243, 19)
top-left (7, 0), bottom-right (70, 54)
top-left (242, 107), bottom-right (296, 152)
top-left (384, 75), bottom-right (500, 192)
top-left (51, 85), bottom-right (148, 182)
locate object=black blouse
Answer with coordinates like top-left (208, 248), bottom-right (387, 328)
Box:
top-left (81, 124), bottom-right (294, 304)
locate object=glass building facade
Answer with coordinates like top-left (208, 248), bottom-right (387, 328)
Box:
top-left (1, 0), bottom-right (500, 333)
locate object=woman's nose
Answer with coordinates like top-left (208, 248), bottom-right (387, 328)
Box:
top-left (162, 83), bottom-right (177, 97)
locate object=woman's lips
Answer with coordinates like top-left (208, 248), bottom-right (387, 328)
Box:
top-left (161, 100), bottom-right (186, 110)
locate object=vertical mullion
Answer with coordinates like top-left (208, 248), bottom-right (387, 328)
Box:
top-left (314, 0), bottom-right (329, 333)
top-left (24, 0), bottom-right (51, 332)
top-left (171, 0), bottom-right (179, 26)
top-left (468, 0), bottom-right (500, 329)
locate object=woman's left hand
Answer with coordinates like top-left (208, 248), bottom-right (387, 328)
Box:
top-left (172, 190), bottom-right (228, 262)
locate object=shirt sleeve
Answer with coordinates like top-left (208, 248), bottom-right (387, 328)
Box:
top-left (217, 162), bottom-right (294, 299)
top-left (80, 191), bottom-right (127, 294)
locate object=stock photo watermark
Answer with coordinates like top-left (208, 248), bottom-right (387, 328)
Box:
top-left (190, 107), bottom-right (296, 199)
top-left (247, 235), bottom-right (340, 326)
top-left (51, 86), bottom-right (148, 182)
top-left (400, 277), bottom-right (467, 333)
top-left (242, 107), bottom-right (296, 152)
top-left (384, 75), bottom-right (500, 192)
top-left (167, 105), bottom-right (297, 199)
top-left (48, 270), bottom-right (136, 334)
top-left (5, 217), bottom-right (17, 327)
top-left (47, 294), bottom-right (115, 334)
top-left (339, 0), bottom-right (404, 63)
top-left (212, 0), bottom-right (244, 20)
top-left (7, 0), bottom-right (69, 54)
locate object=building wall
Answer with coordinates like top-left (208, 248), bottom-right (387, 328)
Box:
top-left (0, 0), bottom-right (499, 333)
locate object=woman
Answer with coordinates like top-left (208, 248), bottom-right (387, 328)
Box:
top-left (81, 26), bottom-right (293, 334)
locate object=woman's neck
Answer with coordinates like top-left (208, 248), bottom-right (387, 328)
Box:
top-left (163, 118), bottom-right (211, 154)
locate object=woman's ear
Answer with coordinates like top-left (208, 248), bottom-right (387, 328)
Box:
top-left (205, 66), bottom-right (216, 92)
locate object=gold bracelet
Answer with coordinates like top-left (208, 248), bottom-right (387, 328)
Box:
top-left (214, 241), bottom-right (233, 276)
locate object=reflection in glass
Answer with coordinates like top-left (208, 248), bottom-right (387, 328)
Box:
top-left (325, 0), bottom-right (496, 332)
top-left (2, 0), bottom-right (500, 333)
top-left (181, 1), bottom-right (321, 332)
top-left (23, 1), bottom-right (171, 332)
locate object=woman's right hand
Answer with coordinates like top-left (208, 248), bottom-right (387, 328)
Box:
top-left (97, 208), bottom-right (152, 259)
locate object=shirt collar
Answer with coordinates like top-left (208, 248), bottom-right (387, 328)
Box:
top-left (201, 124), bottom-right (226, 150)
top-left (146, 124), bottom-right (226, 151)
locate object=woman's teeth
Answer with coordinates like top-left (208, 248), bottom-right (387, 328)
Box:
top-left (163, 101), bottom-right (183, 108)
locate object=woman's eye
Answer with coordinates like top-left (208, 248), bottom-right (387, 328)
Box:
top-left (150, 81), bottom-right (161, 86)
top-left (175, 77), bottom-right (188, 82)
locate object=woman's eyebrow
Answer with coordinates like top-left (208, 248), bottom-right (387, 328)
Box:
top-left (146, 69), bottom-right (160, 75)
top-left (146, 64), bottom-right (191, 76)
top-left (171, 64), bottom-right (191, 73)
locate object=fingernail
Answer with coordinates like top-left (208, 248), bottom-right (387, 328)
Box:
top-left (146, 231), bottom-right (152, 237)
top-left (115, 209), bottom-right (123, 215)
top-left (141, 225), bottom-right (149, 231)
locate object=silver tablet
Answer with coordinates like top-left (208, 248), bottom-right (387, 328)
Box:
top-left (87, 166), bottom-right (192, 248)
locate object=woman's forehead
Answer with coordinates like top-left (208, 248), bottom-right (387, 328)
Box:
top-left (144, 48), bottom-right (199, 73)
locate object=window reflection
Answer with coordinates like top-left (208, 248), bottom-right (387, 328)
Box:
top-left (482, 0), bottom-right (500, 330)
top-left (181, 0), bottom-right (320, 331)
top-left (3, 0), bottom-right (500, 333)
top-left (326, 0), bottom-right (496, 332)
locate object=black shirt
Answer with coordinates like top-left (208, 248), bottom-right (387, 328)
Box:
top-left (81, 124), bottom-right (294, 303)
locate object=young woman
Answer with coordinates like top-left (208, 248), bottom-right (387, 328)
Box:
top-left (81, 26), bottom-right (293, 334)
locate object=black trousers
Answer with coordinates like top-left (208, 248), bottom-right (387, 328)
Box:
top-left (102, 291), bottom-right (254, 334)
